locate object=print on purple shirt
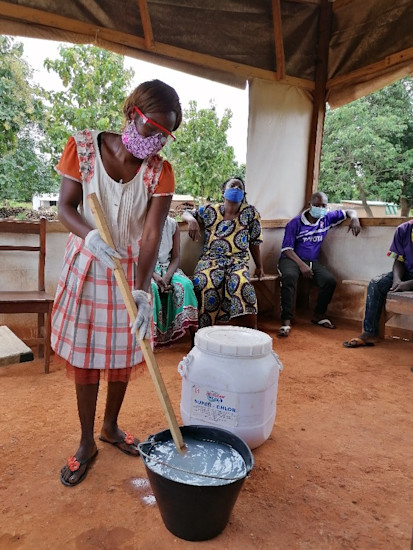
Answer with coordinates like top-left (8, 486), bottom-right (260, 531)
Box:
top-left (280, 209), bottom-right (346, 262)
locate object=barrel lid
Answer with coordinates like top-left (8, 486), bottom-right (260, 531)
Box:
top-left (194, 326), bottom-right (273, 357)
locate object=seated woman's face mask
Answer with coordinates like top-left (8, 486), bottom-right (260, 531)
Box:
top-left (224, 187), bottom-right (244, 203)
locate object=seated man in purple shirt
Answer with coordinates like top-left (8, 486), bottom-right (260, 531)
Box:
top-left (278, 192), bottom-right (360, 337)
top-left (343, 220), bottom-right (413, 347)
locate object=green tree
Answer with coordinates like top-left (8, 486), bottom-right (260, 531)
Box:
top-left (0, 127), bottom-right (58, 201)
top-left (0, 36), bottom-right (44, 155)
top-left (369, 78), bottom-right (413, 216)
top-left (320, 77), bottom-right (413, 216)
top-left (43, 44), bottom-right (134, 163)
top-left (164, 100), bottom-right (242, 201)
top-left (0, 36), bottom-right (57, 201)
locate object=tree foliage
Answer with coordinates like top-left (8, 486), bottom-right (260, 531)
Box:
top-left (164, 100), bottom-right (243, 201)
top-left (0, 37), bottom-right (56, 201)
top-left (0, 36), bottom-right (44, 155)
top-left (43, 44), bottom-right (134, 163)
top-left (320, 77), bottom-right (413, 216)
top-left (0, 128), bottom-right (57, 201)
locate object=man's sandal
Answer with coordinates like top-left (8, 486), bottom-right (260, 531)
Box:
top-left (311, 318), bottom-right (336, 329)
top-left (278, 325), bottom-right (291, 337)
top-left (343, 338), bottom-right (375, 348)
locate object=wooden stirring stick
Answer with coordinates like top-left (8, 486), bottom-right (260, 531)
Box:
top-left (87, 193), bottom-right (186, 453)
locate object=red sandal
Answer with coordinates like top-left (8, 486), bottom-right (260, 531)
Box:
top-left (98, 431), bottom-right (140, 456)
top-left (60, 450), bottom-right (98, 487)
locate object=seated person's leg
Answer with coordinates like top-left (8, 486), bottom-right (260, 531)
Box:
top-left (170, 269), bottom-right (198, 335)
top-left (343, 272), bottom-right (394, 347)
top-left (223, 265), bottom-right (258, 329)
top-left (192, 260), bottom-right (224, 328)
top-left (362, 272), bottom-right (394, 338)
top-left (311, 261), bottom-right (337, 327)
top-left (172, 270), bottom-right (198, 313)
top-left (278, 257), bottom-right (301, 334)
top-left (151, 279), bottom-right (163, 345)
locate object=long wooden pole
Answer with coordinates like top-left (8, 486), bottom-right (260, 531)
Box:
top-left (87, 193), bottom-right (185, 452)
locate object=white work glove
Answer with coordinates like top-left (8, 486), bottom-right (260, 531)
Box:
top-left (131, 289), bottom-right (152, 340)
top-left (84, 229), bottom-right (121, 269)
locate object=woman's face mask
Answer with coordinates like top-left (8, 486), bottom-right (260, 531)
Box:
top-left (224, 187), bottom-right (244, 203)
top-left (309, 205), bottom-right (328, 218)
top-left (121, 120), bottom-right (164, 159)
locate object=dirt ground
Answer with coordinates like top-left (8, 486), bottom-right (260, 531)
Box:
top-left (0, 314), bottom-right (412, 550)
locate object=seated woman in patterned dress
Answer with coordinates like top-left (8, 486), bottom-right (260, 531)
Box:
top-left (182, 177), bottom-right (264, 329)
top-left (151, 216), bottom-right (198, 346)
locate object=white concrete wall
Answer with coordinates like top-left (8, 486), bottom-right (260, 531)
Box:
top-left (0, 222), bottom-right (401, 337)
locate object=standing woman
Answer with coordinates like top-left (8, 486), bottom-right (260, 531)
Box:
top-left (53, 80), bottom-right (182, 487)
top-left (182, 177), bottom-right (264, 329)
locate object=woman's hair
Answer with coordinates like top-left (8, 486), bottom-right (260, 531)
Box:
top-left (123, 79), bottom-right (182, 130)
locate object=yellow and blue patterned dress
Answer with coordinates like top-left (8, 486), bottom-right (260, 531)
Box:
top-left (191, 202), bottom-right (263, 327)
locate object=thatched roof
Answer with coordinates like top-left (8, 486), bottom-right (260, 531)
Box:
top-left (1, 0), bottom-right (412, 107)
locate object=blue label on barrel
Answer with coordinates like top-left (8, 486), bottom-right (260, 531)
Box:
top-left (190, 385), bottom-right (239, 427)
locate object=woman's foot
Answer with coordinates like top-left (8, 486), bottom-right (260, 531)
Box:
top-left (99, 428), bottom-right (140, 456)
top-left (60, 443), bottom-right (98, 487)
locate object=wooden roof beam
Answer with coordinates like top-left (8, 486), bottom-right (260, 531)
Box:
top-left (327, 46), bottom-right (413, 90)
top-left (0, 0), bottom-right (314, 90)
top-left (287, 0), bottom-right (322, 5)
top-left (137, 0), bottom-right (154, 50)
top-left (271, 0), bottom-right (285, 80)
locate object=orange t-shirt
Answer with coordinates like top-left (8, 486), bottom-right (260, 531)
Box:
top-left (55, 135), bottom-right (175, 195)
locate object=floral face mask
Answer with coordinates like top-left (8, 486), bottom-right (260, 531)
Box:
top-left (121, 120), bottom-right (165, 159)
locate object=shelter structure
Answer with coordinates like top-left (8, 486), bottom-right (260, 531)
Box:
top-left (1, 0), bottom-right (412, 219)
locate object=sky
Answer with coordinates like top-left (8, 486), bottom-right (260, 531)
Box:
top-left (18, 36), bottom-right (249, 163)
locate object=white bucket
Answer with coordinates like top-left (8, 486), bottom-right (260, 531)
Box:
top-left (178, 326), bottom-right (283, 449)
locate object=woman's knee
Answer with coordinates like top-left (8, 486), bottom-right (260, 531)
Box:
top-left (181, 278), bottom-right (195, 293)
top-left (192, 271), bottom-right (208, 292)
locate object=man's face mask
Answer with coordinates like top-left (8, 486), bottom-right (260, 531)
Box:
top-left (121, 120), bottom-right (165, 159)
top-left (224, 187), bottom-right (244, 203)
top-left (309, 205), bottom-right (328, 218)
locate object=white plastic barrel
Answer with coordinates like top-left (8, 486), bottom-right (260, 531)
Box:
top-left (178, 326), bottom-right (283, 449)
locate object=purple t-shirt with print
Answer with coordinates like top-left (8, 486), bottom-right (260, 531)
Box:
top-left (388, 220), bottom-right (413, 274)
top-left (281, 209), bottom-right (346, 261)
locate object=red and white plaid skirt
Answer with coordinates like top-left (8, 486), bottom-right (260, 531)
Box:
top-left (51, 234), bottom-right (151, 370)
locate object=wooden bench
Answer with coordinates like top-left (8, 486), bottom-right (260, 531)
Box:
top-left (250, 274), bottom-right (279, 316)
top-left (342, 279), bottom-right (413, 338)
